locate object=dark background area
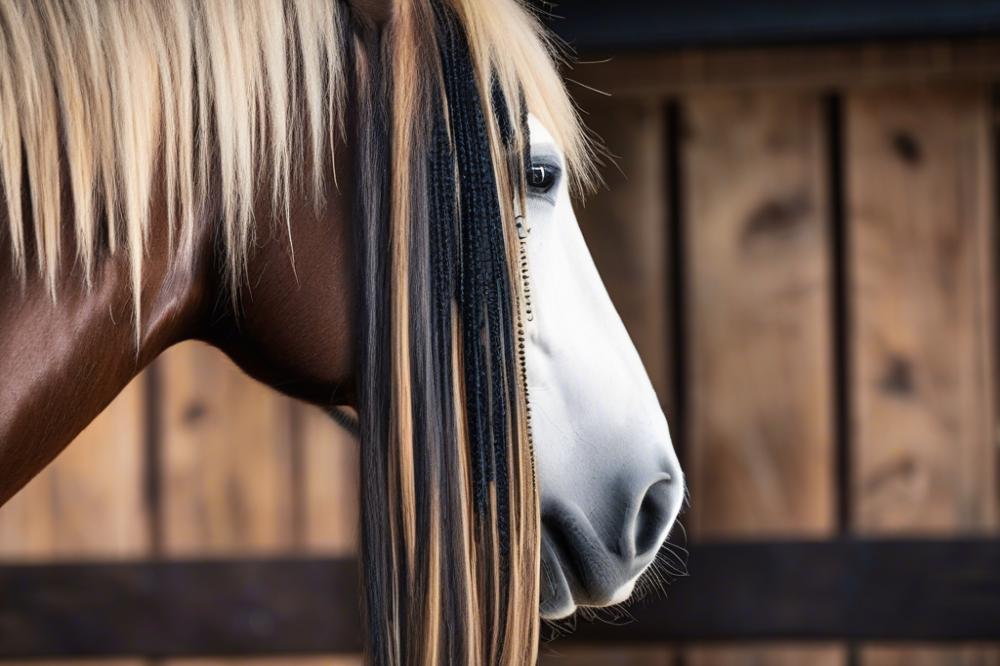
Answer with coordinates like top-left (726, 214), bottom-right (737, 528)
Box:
top-left (536, 0), bottom-right (1000, 51)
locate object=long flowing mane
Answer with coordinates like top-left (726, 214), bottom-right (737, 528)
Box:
top-left (0, 1), bottom-right (591, 663)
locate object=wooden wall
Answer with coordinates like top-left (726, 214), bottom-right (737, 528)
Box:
top-left (2, 40), bottom-right (1000, 665)
top-left (0, 344), bottom-right (362, 666)
top-left (562, 40), bottom-right (1000, 666)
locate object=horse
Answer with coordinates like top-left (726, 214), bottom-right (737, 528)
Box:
top-left (0, 0), bottom-right (684, 663)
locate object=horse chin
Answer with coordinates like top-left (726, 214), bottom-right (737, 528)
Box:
top-left (539, 533), bottom-right (641, 620)
top-left (540, 597), bottom-right (577, 621)
top-left (539, 536), bottom-right (577, 619)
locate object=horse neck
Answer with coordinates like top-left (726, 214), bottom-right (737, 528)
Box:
top-left (197, 174), bottom-right (356, 408)
top-left (0, 142), bottom-right (356, 509)
top-left (0, 187), bottom-right (212, 506)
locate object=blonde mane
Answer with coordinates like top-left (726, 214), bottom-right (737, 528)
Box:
top-left (0, 0), bottom-right (588, 317)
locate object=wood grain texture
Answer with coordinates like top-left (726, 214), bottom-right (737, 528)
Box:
top-left (158, 342), bottom-right (297, 555)
top-left (846, 86), bottom-right (998, 666)
top-left (687, 646), bottom-right (844, 666)
top-left (300, 404), bottom-right (359, 555)
top-left (0, 376), bottom-right (148, 558)
top-left (847, 86), bottom-right (997, 535)
top-left (684, 92), bottom-right (835, 539)
top-left (682, 91), bottom-right (842, 666)
top-left (540, 647), bottom-right (674, 665)
top-left (2, 662), bottom-right (145, 666)
top-left (862, 647), bottom-right (1000, 666)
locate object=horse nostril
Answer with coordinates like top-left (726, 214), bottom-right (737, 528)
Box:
top-left (632, 479), bottom-right (674, 560)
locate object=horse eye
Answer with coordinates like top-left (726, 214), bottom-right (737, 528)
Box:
top-left (527, 163), bottom-right (559, 194)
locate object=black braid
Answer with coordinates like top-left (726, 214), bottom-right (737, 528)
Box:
top-left (431, 0), bottom-right (525, 628)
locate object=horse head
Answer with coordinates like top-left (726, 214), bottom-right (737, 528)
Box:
top-left (522, 116), bottom-right (684, 619)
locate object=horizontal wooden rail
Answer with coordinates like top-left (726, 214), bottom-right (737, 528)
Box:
top-left (542, 0), bottom-right (1000, 51)
top-left (567, 39), bottom-right (1000, 97)
top-left (0, 557), bottom-right (362, 658)
top-left (2, 539), bottom-right (1000, 658)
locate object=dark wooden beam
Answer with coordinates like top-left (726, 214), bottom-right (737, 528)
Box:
top-left (565, 39), bottom-right (1000, 98)
top-left (570, 538), bottom-right (1000, 644)
top-left (0, 558), bottom-right (362, 658)
top-left (2, 540), bottom-right (1000, 657)
top-left (538, 0), bottom-right (1000, 52)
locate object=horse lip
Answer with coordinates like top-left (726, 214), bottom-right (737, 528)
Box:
top-left (541, 515), bottom-right (626, 615)
top-left (543, 502), bottom-right (630, 607)
top-left (540, 531), bottom-right (577, 619)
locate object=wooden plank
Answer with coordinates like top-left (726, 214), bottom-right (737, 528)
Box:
top-left (299, 404), bottom-right (359, 555)
top-left (684, 91), bottom-right (835, 538)
top-left (158, 342), bottom-right (297, 554)
top-left (847, 85), bottom-right (997, 534)
top-left (0, 377), bottom-right (148, 559)
top-left (861, 647), bottom-right (1000, 666)
top-left (682, 91), bottom-right (840, 666)
top-left (5, 540), bottom-right (1000, 656)
top-left (540, 647), bottom-right (673, 665)
top-left (569, 96), bottom-right (675, 664)
top-left (572, 39), bottom-right (1000, 98)
top-left (845, 86), bottom-right (998, 666)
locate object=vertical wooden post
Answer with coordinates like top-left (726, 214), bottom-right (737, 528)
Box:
top-left (846, 85), bottom-right (998, 666)
top-left (682, 91), bottom-right (842, 666)
top-left (157, 342), bottom-right (298, 554)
